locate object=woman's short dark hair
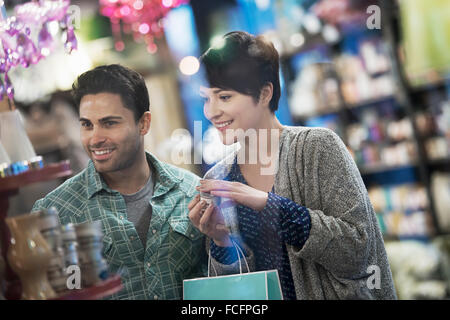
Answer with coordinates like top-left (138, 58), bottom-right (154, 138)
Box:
top-left (200, 31), bottom-right (281, 112)
top-left (72, 64), bottom-right (149, 121)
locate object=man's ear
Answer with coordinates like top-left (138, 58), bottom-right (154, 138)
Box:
top-left (259, 83), bottom-right (273, 107)
top-left (139, 111), bottom-right (151, 135)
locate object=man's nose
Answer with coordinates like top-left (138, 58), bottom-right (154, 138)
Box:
top-left (89, 126), bottom-right (107, 147)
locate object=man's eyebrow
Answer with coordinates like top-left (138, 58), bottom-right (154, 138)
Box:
top-left (98, 116), bottom-right (123, 122)
top-left (79, 116), bottom-right (123, 122)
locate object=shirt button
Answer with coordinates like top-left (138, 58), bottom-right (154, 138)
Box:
top-left (152, 229), bottom-right (156, 234)
top-left (190, 233), bottom-right (195, 238)
top-left (130, 236), bottom-right (135, 241)
top-left (120, 215), bottom-right (124, 220)
top-left (153, 295), bottom-right (158, 300)
top-left (147, 262), bottom-right (151, 268)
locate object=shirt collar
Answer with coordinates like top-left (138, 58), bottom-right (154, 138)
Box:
top-left (86, 152), bottom-right (181, 199)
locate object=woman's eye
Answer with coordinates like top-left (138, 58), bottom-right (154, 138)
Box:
top-left (220, 95), bottom-right (231, 101)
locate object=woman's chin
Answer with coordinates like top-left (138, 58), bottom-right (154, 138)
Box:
top-left (221, 138), bottom-right (236, 146)
top-left (218, 131), bottom-right (235, 145)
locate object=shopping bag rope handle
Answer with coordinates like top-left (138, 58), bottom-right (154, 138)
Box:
top-left (208, 238), bottom-right (250, 277)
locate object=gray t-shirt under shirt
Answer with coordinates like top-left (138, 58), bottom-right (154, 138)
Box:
top-left (121, 172), bottom-right (154, 247)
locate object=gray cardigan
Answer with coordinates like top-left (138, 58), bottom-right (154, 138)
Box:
top-left (205, 126), bottom-right (397, 300)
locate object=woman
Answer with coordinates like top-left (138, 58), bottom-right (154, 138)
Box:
top-left (188, 31), bottom-right (397, 300)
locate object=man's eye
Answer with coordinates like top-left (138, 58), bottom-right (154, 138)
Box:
top-left (81, 122), bottom-right (91, 128)
top-left (104, 121), bottom-right (117, 126)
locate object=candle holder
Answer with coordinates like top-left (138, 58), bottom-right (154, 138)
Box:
top-left (5, 212), bottom-right (55, 300)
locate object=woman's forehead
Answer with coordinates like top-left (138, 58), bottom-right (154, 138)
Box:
top-left (199, 86), bottom-right (231, 95)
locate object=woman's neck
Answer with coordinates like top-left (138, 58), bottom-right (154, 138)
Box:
top-left (237, 114), bottom-right (284, 170)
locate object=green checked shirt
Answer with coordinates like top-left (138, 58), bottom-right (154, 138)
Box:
top-left (32, 152), bottom-right (206, 300)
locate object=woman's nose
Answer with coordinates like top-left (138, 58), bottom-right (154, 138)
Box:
top-left (204, 99), bottom-right (222, 121)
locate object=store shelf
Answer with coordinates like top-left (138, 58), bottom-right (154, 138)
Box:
top-left (0, 160), bottom-right (73, 300)
top-left (0, 160), bottom-right (72, 194)
top-left (345, 95), bottom-right (396, 110)
top-left (52, 274), bottom-right (123, 300)
top-left (294, 95), bottom-right (397, 122)
top-left (427, 158), bottom-right (450, 170)
top-left (359, 162), bottom-right (418, 175)
top-left (410, 79), bottom-right (448, 95)
top-left (383, 234), bottom-right (431, 243)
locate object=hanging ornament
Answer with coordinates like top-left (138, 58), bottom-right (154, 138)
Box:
top-left (4, 73), bottom-right (14, 100)
top-left (99, 0), bottom-right (190, 54)
top-left (0, 0), bottom-right (78, 100)
top-left (38, 23), bottom-right (54, 56)
top-left (16, 31), bottom-right (41, 67)
top-left (0, 77), bottom-right (5, 100)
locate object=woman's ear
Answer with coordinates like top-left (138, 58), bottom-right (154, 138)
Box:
top-left (139, 111), bottom-right (151, 135)
top-left (259, 83), bottom-right (273, 107)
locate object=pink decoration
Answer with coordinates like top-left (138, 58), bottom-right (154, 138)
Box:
top-left (99, 0), bottom-right (189, 53)
top-left (0, 0), bottom-right (78, 100)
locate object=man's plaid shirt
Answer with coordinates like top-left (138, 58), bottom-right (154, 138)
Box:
top-left (32, 152), bottom-right (206, 299)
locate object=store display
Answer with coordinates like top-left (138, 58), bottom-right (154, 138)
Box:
top-left (335, 53), bottom-right (395, 106)
top-left (347, 110), bottom-right (418, 169)
top-left (99, 0), bottom-right (190, 53)
top-left (288, 62), bottom-right (340, 117)
top-left (368, 183), bottom-right (431, 237)
top-left (385, 240), bottom-right (448, 299)
top-left (38, 207), bottom-right (66, 294)
top-left (5, 212), bottom-right (56, 300)
top-left (74, 221), bottom-right (108, 287)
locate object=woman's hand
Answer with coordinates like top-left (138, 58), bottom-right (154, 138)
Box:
top-left (196, 179), bottom-right (269, 212)
top-left (188, 194), bottom-right (232, 247)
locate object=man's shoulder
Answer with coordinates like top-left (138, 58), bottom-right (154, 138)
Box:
top-left (32, 168), bottom-right (89, 212)
top-left (160, 162), bottom-right (200, 197)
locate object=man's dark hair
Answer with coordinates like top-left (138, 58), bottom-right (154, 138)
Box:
top-left (199, 31), bottom-right (281, 112)
top-left (72, 64), bottom-right (150, 121)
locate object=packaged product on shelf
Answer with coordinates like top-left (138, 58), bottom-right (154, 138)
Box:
top-left (368, 184), bottom-right (431, 237)
top-left (74, 221), bottom-right (109, 287)
top-left (38, 208), bottom-right (66, 294)
top-left (431, 172), bottom-right (450, 233)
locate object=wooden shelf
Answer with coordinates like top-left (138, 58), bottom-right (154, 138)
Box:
top-left (0, 160), bottom-right (73, 300)
top-left (52, 274), bottom-right (123, 300)
top-left (0, 161), bottom-right (72, 194)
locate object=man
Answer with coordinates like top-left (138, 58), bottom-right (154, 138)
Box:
top-left (32, 64), bottom-right (206, 300)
